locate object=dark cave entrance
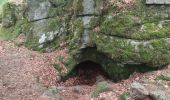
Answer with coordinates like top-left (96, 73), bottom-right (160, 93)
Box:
top-left (57, 61), bottom-right (158, 87)
top-left (58, 61), bottom-right (109, 86)
top-left (74, 61), bottom-right (109, 85)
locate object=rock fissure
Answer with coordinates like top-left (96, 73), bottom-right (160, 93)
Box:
top-left (27, 16), bottom-right (58, 23)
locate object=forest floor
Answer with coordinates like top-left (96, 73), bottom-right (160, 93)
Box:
top-left (0, 37), bottom-right (170, 100)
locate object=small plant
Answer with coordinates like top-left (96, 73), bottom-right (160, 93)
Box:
top-left (119, 92), bottom-right (132, 100)
top-left (156, 75), bottom-right (170, 81)
top-left (91, 81), bottom-right (112, 97)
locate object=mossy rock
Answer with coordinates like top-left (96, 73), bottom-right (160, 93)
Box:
top-left (73, 0), bottom-right (103, 15)
top-left (91, 81), bottom-right (112, 97)
top-left (1, 2), bottom-right (16, 28)
top-left (25, 16), bottom-right (68, 52)
top-left (0, 19), bottom-right (27, 40)
top-left (119, 93), bottom-right (132, 100)
top-left (157, 75), bottom-right (170, 81)
top-left (92, 32), bottom-right (170, 67)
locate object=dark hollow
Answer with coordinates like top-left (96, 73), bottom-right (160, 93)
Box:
top-left (74, 61), bottom-right (108, 86)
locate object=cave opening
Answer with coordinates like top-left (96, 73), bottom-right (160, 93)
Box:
top-left (74, 61), bottom-right (109, 85)
top-left (57, 60), bottom-right (158, 87)
top-left (58, 61), bottom-right (109, 86)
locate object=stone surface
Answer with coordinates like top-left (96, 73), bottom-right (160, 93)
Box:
top-left (27, 0), bottom-right (51, 21)
top-left (1, 2), bottom-right (16, 27)
top-left (150, 91), bottom-right (168, 100)
top-left (130, 82), bottom-right (149, 99)
top-left (43, 86), bottom-right (60, 99)
top-left (146, 0), bottom-right (170, 4)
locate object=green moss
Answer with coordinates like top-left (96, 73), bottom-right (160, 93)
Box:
top-left (25, 32), bottom-right (40, 51)
top-left (101, 0), bottom-right (170, 40)
top-left (119, 93), bottom-right (132, 100)
top-left (24, 16), bottom-right (68, 52)
top-left (0, 19), bottom-right (26, 40)
top-left (89, 17), bottom-right (100, 29)
top-left (68, 18), bottom-right (84, 51)
top-left (101, 14), bottom-right (136, 37)
top-left (157, 75), bottom-right (170, 81)
top-left (49, 0), bottom-right (66, 6)
top-left (1, 2), bottom-right (16, 27)
top-left (101, 14), bottom-right (170, 40)
top-left (73, 0), bottom-right (83, 15)
top-left (92, 32), bottom-right (170, 67)
top-left (0, 0), bottom-right (7, 12)
top-left (103, 63), bottom-right (131, 81)
top-left (91, 81), bottom-right (112, 97)
top-left (94, 0), bottom-right (103, 15)
top-left (57, 54), bottom-right (77, 81)
top-left (47, 0), bottom-right (70, 17)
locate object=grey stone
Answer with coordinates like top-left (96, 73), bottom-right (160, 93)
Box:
top-left (150, 91), bottom-right (168, 100)
top-left (96, 75), bottom-right (105, 83)
top-left (30, 16), bottom-right (67, 47)
top-left (71, 86), bottom-right (82, 93)
top-left (32, 83), bottom-right (47, 93)
top-left (130, 82), bottom-right (149, 99)
top-left (43, 86), bottom-right (60, 98)
top-left (146, 0), bottom-right (170, 4)
top-left (56, 86), bottom-right (66, 90)
top-left (27, 0), bottom-right (51, 21)
top-left (82, 0), bottom-right (95, 15)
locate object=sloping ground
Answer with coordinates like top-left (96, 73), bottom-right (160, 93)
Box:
top-left (0, 40), bottom-right (61, 100)
top-left (0, 40), bottom-right (170, 100)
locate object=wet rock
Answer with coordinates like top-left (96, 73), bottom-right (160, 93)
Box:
top-left (150, 91), bottom-right (168, 100)
top-left (130, 82), bottom-right (149, 99)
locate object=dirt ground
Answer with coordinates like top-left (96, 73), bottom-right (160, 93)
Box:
top-left (0, 40), bottom-right (61, 100)
top-left (0, 40), bottom-right (170, 100)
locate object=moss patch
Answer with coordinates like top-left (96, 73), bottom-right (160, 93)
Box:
top-left (157, 75), bottom-right (170, 81)
top-left (0, 19), bottom-right (26, 40)
top-left (91, 81), bottom-right (112, 97)
top-left (1, 2), bottom-right (16, 27)
top-left (119, 93), bottom-right (132, 100)
top-left (100, 0), bottom-right (170, 40)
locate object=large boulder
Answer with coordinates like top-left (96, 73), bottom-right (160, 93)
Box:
top-left (59, 0), bottom-right (170, 80)
top-left (24, 0), bottom-right (71, 51)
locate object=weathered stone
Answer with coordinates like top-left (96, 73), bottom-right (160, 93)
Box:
top-left (146, 0), bottom-right (170, 4)
top-left (73, 0), bottom-right (103, 16)
top-left (130, 82), bottom-right (149, 99)
top-left (43, 86), bottom-right (60, 99)
top-left (1, 2), bottom-right (16, 27)
top-left (119, 93), bottom-right (132, 100)
top-left (25, 16), bottom-right (67, 49)
top-left (27, 0), bottom-right (51, 21)
top-left (150, 91), bottom-right (168, 100)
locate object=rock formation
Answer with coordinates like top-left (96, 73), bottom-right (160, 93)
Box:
top-left (1, 0), bottom-right (170, 81)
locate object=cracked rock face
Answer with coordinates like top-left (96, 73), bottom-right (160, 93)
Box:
top-left (2, 0), bottom-right (170, 80)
